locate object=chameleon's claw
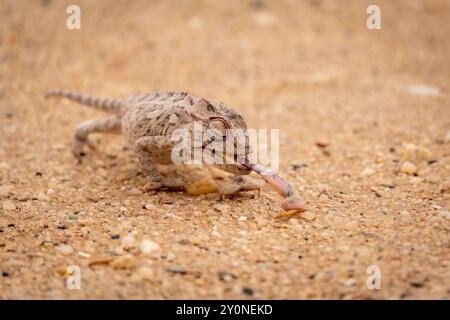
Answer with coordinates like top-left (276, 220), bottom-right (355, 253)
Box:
top-left (85, 137), bottom-right (97, 150)
top-left (71, 137), bottom-right (96, 158)
top-left (143, 181), bottom-right (163, 192)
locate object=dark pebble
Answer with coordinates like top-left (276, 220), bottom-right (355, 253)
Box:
top-left (291, 164), bottom-right (307, 171)
top-left (111, 234), bottom-right (120, 240)
top-left (242, 287), bottom-right (254, 296)
top-left (167, 267), bottom-right (187, 275)
top-left (35, 171), bottom-right (43, 176)
top-left (410, 282), bottom-right (424, 288)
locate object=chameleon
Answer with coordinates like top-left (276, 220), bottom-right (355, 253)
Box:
top-left (45, 89), bottom-right (306, 211)
top-left (45, 89), bottom-right (253, 192)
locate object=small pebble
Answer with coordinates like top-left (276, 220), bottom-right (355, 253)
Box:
top-left (139, 239), bottom-right (160, 253)
top-left (400, 161), bottom-right (417, 174)
top-left (409, 177), bottom-right (423, 185)
top-left (167, 266), bottom-right (187, 275)
top-left (57, 244), bottom-right (74, 255)
top-left (406, 85), bottom-right (440, 96)
top-left (135, 267), bottom-right (154, 281)
top-left (121, 234), bottom-right (136, 247)
top-left (218, 271), bottom-right (237, 282)
top-left (2, 200), bottom-right (16, 211)
top-left (78, 251), bottom-right (91, 258)
top-left (211, 230), bottom-right (220, 237)
top-left (398, 211), bottom-right (414, 226)
top-left (344, 278), bottom-right (356, 286)
top-left (37, 193), bottom-right (50, 202)
top-left (242, 287), bottom-right (254, 296)
top-left (360, 167), bottom-right (376, 177)
top-left (444, 130), bottom-right (450, 143)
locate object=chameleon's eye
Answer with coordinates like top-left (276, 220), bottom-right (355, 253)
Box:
top-left (207, 104), bottom-right (215, 112)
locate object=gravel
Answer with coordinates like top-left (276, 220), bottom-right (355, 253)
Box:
top-left (0, 1), bottom-right (448, 300)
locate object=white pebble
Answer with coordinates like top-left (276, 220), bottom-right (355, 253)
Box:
top-left (406, 85), bottom-right (440, 96)
top-left (139, 239), bottom-right (160, 253)
top-left (121, 234), bottom-right (137, 247)
top-left (344, 278), bottom-right (356, 286)
top-left (136, 267), bottom-right (154, 281)
top-left (57, 244), bottom-right (74, 255)
top-left (360, 167), bottom-right (376, 177)
top-left (78, 251), bottom-right (91, 258)
top-left (211, 230), bottom-right (220, 237)
top-left (238, 216), bottom-right (247, 221)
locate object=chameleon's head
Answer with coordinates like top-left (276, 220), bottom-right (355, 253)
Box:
top-left (189, 98), bottom-right (252, 175)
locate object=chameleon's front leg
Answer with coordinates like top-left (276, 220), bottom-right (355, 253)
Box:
top-left (134, 136), bottom-right (184, 191)
top-left (72, 115), bottom-right (122, 158)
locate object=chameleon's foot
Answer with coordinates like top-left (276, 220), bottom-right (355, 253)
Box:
top-left (161, 177), bottom-right (185, 190)
top-left (143, 178), bottom-right (185, 193)
top-left (143, 181), bottom-right (163, 192)
top-left (216, 175), bottom-right (264, 197)
top-left (71, 137), bottom-right (96, 158)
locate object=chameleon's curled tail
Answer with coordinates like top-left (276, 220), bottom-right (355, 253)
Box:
top-left (45, 89), bottom-right (126, 114)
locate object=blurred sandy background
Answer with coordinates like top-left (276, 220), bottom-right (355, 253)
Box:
top-left (0, 0), bottom-right (449, 299)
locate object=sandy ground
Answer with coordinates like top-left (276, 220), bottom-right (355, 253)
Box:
top-left (0, 0), bottom-right (449, 299)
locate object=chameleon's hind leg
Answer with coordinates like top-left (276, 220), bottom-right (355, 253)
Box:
top-left (134, 136), bottom-right (184, 192)
top-left (72, 115), bottom-right (121, 158)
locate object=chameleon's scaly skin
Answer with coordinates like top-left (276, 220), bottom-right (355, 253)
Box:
top-left (46, 89), bottom-right (252, 191)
